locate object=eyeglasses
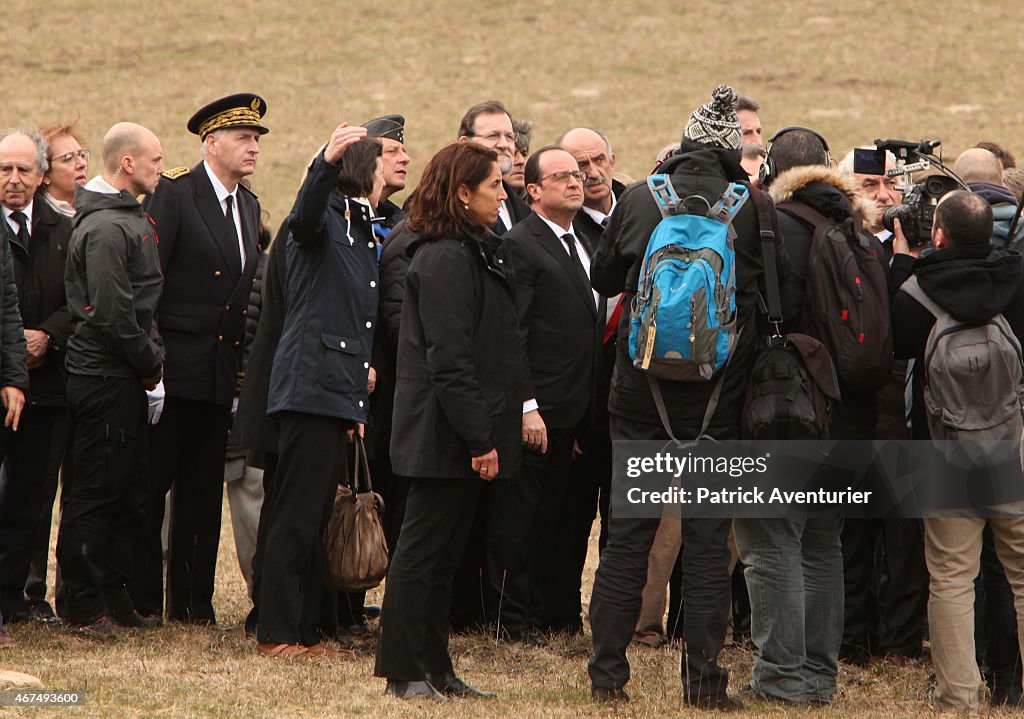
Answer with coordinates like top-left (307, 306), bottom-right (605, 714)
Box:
top-left (538, 170), bottom-right (586, 185)
top-left (51, 150), bottom-right (90, 164)
top-left (471, 130), bottom-right (516, 145)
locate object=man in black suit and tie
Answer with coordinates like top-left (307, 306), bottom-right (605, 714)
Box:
top-left (491, 146), bottom-right (602, 639)
top-left (136, 94), bottom-right (268, 623)
top-left (0, 129), bottom-right (61, 625)
top-left (457, 101), bottom-right (530, 234)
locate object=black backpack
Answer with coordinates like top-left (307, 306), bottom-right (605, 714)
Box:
top-left (777, 202), bottom-right (893, 391)
top-left (742, 191), bottom-right (841, 440)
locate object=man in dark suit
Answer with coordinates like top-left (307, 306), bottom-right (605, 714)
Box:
top-left (492, 146), bottom-right (602, 639)
top-left (457, 100), bottom-right (530, 234)
top-left (136, 94), bottom-right (268, 623)
top-left (559, 127), bottom-right (626, 249)
top-left (0, 129), bottom-right (61, 624)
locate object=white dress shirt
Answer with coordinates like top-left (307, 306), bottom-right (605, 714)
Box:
top-left (3, 201), bottom-right (34, 237)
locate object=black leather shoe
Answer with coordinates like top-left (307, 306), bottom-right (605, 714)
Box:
top-left (384, 679), bottom-right (447, 703)
top-left (28, 602), bottom-right (60, 626)
top-left (592, 685), bottom-right (630, 703)
top-left (686, 692), bottom-right (744, 711)
top-left (363, 604), bottom-right (381, 619)
top-left (112, 608), bottom-right (162, 629)
top-left (426, 672), bottom-right (496, 699)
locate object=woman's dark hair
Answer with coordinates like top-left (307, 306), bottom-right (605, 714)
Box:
top-left (335, 137), bottom-right (382, 198)
top-left (406, 142), bottom-right (498, 239)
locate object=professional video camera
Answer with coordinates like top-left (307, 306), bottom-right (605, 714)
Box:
top-left (853, 139), bottom-right (968, 248)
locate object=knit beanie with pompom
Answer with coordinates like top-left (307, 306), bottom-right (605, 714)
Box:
top-left (683, 85), bottom-right (742, 150)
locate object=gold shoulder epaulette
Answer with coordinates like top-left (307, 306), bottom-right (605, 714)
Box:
top-left (162, 167), bottom-right (190, 180)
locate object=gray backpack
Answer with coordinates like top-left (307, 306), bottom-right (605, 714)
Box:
top-left (902, 275), bottom-right (1024, 467)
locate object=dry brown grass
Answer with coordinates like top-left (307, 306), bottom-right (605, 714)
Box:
top-left (5, 1), bottom-right (1024, 226)
top-left (4, 1), bottom-right (1024, 715)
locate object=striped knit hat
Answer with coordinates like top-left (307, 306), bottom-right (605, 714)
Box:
top-left (683, 85), bottom-right (742, 150)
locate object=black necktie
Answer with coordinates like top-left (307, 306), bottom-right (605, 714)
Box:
top-left (562, 233), bottom-right (593, 308)
top-left (10, 210), bottom-right (29, 247)
top-left (224, 195), bottom-right (242, 268)
top-left (600, 216), bottom-right (610, 229)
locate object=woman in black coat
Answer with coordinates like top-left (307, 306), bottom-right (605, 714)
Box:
top-left (255, 126), bottom-right (383, 657)
top-left (374, 143), bottom-right (524, 700)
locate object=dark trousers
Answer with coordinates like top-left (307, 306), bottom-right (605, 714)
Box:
top-left (556, 421), bottom-right (611, 632)
top-left (840, 518), bottom-right (928, 658)
top-left (375, 475), bottom-right (483, 680)
top-left (257, 411), bottom-right (351, 646)
top-left (24, 414), bottom-right (69, 607)
top-left (245, 453), bottom-right (278, 635)
top-left (487, 428), bottom-right (574, 636)
top-left (588, 414), bottom-right (732, 699)
top-left (56, 375), bottom-right (148, 625)
top-left (448, 485), bottom-right (492, 632)
top-left (0, 405), bottom-right (64, 618)
top-left (135, 397), bottom-right (230, 622)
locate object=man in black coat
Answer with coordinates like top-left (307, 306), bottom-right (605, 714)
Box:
top-left (457, 101), bottom-right (530, 234)
top-left (136, 94), bottom-right (268, 623)
top-left (587, 86), bottom-right (784, 709)
top-left (0, 130), bottom-right (55, 624)
top-left (491, 147), bottom-right (602, 639)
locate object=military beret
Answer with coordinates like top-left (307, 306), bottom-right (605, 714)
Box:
top-left (362, 115), bottom-right (405, 143)
top-left (188, 93), bottom-right (269, 140)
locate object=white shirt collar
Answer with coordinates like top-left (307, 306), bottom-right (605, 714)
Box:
top-left (579, 191), bottom-right (617, 226)
top-left (85, 175), bottom-right (120, 194)
top-left (3, 200), bottom-right (34, 235)
top-left (535, 212), bottom-right (577, 242)
top-left (203, 161), bottom-right (237, 205)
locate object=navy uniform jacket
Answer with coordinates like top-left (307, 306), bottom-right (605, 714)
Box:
top-left (267, 153), bottom-right (378, 423)
top-left (143, 163), bottom-right (261, 407)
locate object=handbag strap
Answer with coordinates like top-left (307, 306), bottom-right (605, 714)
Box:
top-left (351, 433), bottom-right (373, 494)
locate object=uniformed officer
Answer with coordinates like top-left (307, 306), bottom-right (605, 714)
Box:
top-left (133, 93), bottom-right (268, 624)
top-left (361, 114), bottom-right (409, 242)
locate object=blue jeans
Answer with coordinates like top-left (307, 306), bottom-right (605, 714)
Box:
top-left (733, 516), bottom-right (844, 704)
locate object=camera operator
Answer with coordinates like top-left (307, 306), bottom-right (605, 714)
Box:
top-left (890, 190), bottom-right (1024, 714)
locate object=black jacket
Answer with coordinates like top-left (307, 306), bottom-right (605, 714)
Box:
top-left (572, 179), bottom-right (627, 253)
top-left (891, 245), bottom-right (1024, 438)
top-left (232, 223), bottom-right (287, 464)
top-left (1, 196), bottom-right (72, 405)
top-left (0, 219), bottom-right (26, 392)
top-left (590, 145), bottom-right (785, 436)
top-left (493, 181), bottom-right (530, 234)
top-left (143, 163), bottom-right (261, 407)
top-left (367, 219), bottom-right (418, 458)
top-left (390, 230), bottom-right (524, 479)
top-left (66, 181), bottom-right (163, 379)
top-left (502, 212), bottom-right (601, 430)
top-left (267, 153), bottom-right (378, 423)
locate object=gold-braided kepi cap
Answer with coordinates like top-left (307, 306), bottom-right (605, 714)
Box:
top-left (188, 93), bottom-right (269, 140)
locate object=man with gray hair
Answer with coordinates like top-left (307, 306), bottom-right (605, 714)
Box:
top-left (0, 128), bottom-right (62, 626)
top-left (134, 94), bottom-right (268, 624)
top-left (56, 122), bottom-right (165, 634)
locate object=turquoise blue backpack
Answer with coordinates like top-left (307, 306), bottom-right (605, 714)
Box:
top-left (628, 176), bottom-right (748, 383)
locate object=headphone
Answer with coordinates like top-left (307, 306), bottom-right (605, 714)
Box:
top-left (758, 125), bottom-right (833, 187)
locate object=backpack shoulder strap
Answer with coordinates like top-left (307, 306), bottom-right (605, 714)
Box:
top-left (706, 182), bottom-right (750, 226)
top-left (747, 186), bottom-right (784, 328)
top-left (900, 275), bottom-right (947, 321)
top-left (776, 201), bottom-right (829, 230)
top-left (647, 174), bottom-right (680, 219)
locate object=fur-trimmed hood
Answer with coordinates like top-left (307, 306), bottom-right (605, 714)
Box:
top-left (768, 165), bottom-right (880, 229)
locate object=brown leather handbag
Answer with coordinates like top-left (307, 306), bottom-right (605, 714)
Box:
top-left (324, 435), bottom-right (389, 591)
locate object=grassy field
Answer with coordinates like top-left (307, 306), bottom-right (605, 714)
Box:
top-left (0, 499), bottom-right (953, 719)
top-left (4, 1), bottom-right (1024, 716)
top-left (6, 1), bottom-right (1024, 226)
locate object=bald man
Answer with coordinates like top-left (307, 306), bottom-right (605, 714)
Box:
top-left (56, 122), bottom-right (165, 635)
top-left (955, 147), bottom-right (1024, 248)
